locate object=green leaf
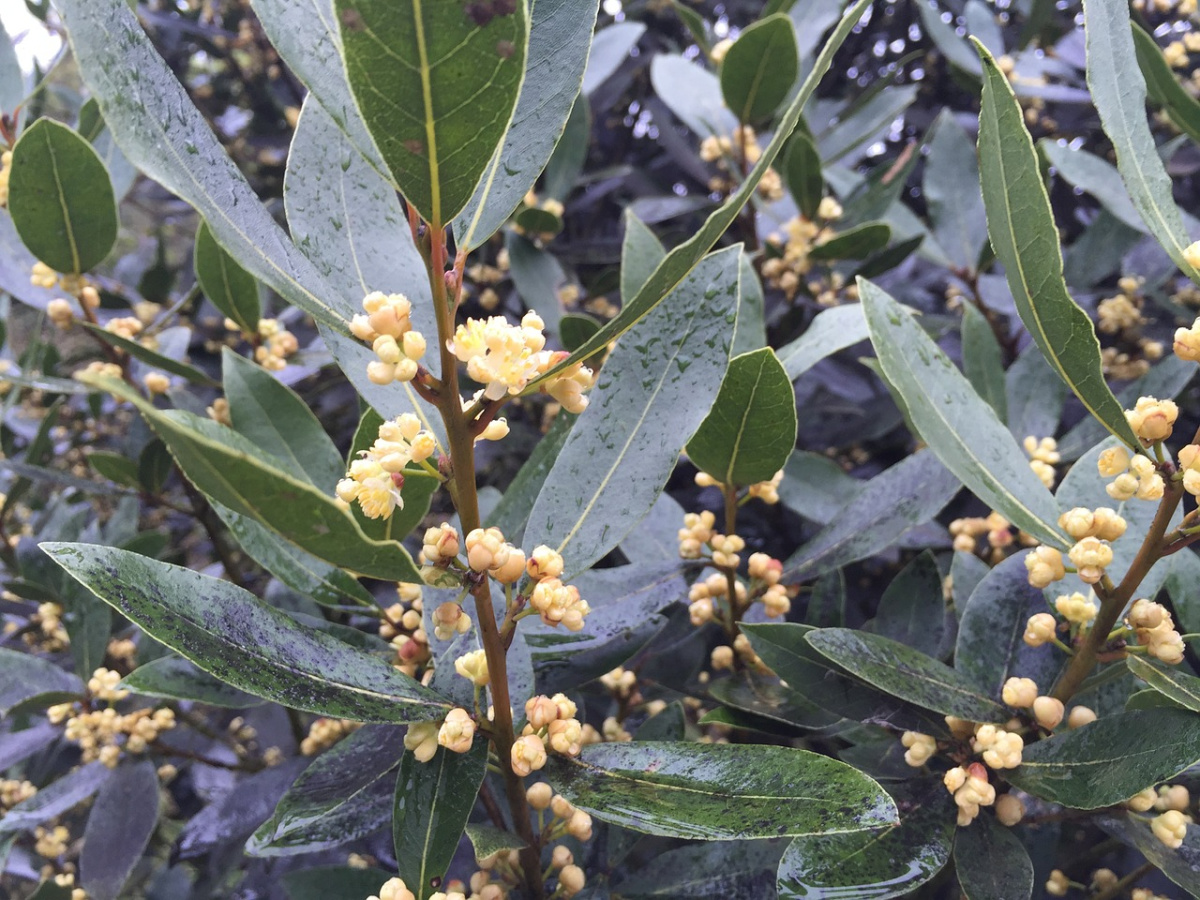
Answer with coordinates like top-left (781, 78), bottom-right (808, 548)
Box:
top-left (709, 672), bottom-right (839, 732)
top-left (1039, 141), bottom-right (1147, 234)
top-left (782, 449), bottom-right (961, 581)
top-left (686, 349), bottom-right (796, 486)
top-left (613, 840), bottom-right (785, 898)
top-left (1127, 655), bottom-right (1200, 713)
top-left (120, 655), bottom-right (264, 708)
top-left (523, 245), bottom-right (740, 579)
top-left (43, 542), bottom-right (450, 723)
top-left (955, 552), bottom-right (1063, 701)
top-left (583, 22), bottom-right (646, 95)
top-left (975, 42), bottom-right (1141, 451)
top-left (783, 132), bottom-right (824, 220)
top-left (0, 18), bottom-right (24, 116)
top-left (0, 762), bottom-right (111, 833)
top-left (454, 0), bottom-right (599, 250)
top-left (464, 824), bottom-right (527, 864)
top-left (871, 550), bottom-right (945, 658)
top-left (916, 0), bottom-right (982, 77)
top-left (1083, 0), bottom-right (1200, 281)
top-left (282, 867), bottom-right (396, 900)
top-left (808, 222), bottom-right (891, 261)
top-left (90, 374), bottom-right (422, 582)
top-left (1133, 24), bottom-right (1200, 147)
top-left (80, 760), bottom-right (159, 900)
top-left (506, 232), bottom-right (565, 333)
top-left (78, 323), bottom-right (217, 387)
top-left (776, 305), bottom-right (869, 382)
top-left (88, 451), bottom-right (141, 489)
top-left (0, 647), bottom-right (84, 716)
top-left (859, 278), bottom-right (1066, 548)
top-left (777, 780), bottom-right (955, 900)
top-left (485, 409), bottom-right (574, 544)
top-left (816, 86), bottom-right (917, 163)
top-left (720, 13), bottom-right (798, 124)
top-left (394, 739), bottom-right (488, 900)
top-left (1005, 344), bottom-right (1066, 445)
top-left (223, 349), bottom-right (342, 490)
top-left (559, 314), bottom-right (601, 353)
top-left (250, 725), bottom-right (402, 856)
top-left (806, 628), bottom-right (1009, 722)
top-left (544, 742), bottom-right (898, 840)
top-left (924, 110), bottom-right (988, 271)
top-left (953, 809), bottom-right (1034, 900)
top-left (335, 0), bottom-right (527, 227)
top-left (960, 304), bottom-right (1007, 421)
top-left (1007, 709), bottom-right (1200, 807)
top-left (195, 222), bottom-right (261, 333)
top-left (732, 254), bottom-right (767, 356)
top-left (621, 210), bottom-right (667, 305)
top-left (528, 0), bottom-right (873, 390)
top-left (1100, 812), bottom-right (1200, 898)
top-left (8, 118), bottom-right (117, 275)
top-left (55, 0), bottom-right (349, 333)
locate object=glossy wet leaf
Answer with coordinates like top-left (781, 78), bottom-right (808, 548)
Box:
top-left (55, 0), bottom-right (347, 332)
top-left (1007, 709), bottom-right (1200, 807)
top-left (1005, 344), bottom-right (1067, 445)
top-left (871, 551), bottom-right (945, 658)
top-left (976, 43), bottom-right (1140, 450)
top-left (524, 245), bottom-right (740, 579)
top-left (527, 0), bottom-right (872, 389)
top-left (783, 132), bottom-right (824, 220)
top-left (544, 742), bottom-right (898, 840)
top-left (0, 647), bottom-right (83, 715)
top-left (282, 867), bottom-right (396, 900)
top-left (195, 221), bottom-right (260, 332)
top-left (89, 375), bottom-right (422, 582)
top-left (455, 0), bottom-right (599, 250)
top-left (584, 22), bottom-right (646, 94)
top-left (335, 0), bottom-right (527, 227)
top-left (1100, 812), bottom-right (1200, 898)
top-left (178, 760), bottom-right (305, 858)
top-left (507, 232), bottom-right (566, 333)
top-left (621, 210), bottom-right (667, 304)
top-left (1084, 0), bottom-right (1200, 281)
top-left (687, 349), bottom-right (796, 486)
top-left (614, 839), bottom-right (785, 898)
top-left (1126, 655), bottom-right (1200, 713)
top-left (395, 739), bottom-right (488, 900)
top-left (777, 780), bottom-right (955, 900)
top-left (809, 222), bottom-right (891, 261)
top-left (560, 314), bottom-right (602, 353)
top-left (80, 760), bottom-right (159, 900)
top-left (859, 279), bottom-right (1066, 548)
top-left (43, 542), bottom-right (451, 723)
top-left (8, 118), bottom-right (117, 275)
top-left (960, 303), bottom-right (1006, 421)
top-left (924, 110), bottom-right (988, 271)
top-left (1039, 140), bottom-right (1146, 234)
top-left (250, 725), bottom-right (403, 856)
top-left (955, 552), bottom-right (1063, 701)
top-left (806, 628), bottom-right (1008, 722)
top-left (120, 655), bottom-right (264, 708)
top-left (709, 672), bottom-right (839, 732)
top-left (464, 824), bottom-right (527, 863)
top-left (953, 809), bottom-right (1034, 900)
top-left (777, 306), bottom-right (870, 383)
top-left (486, 409), bottom-right (574, 544)
top-left (783, 449), bottom-right (960, 581)
top-left (0, 762), bottom-right (111, 832)
top-left (1133, 24), bottom-right (1200, 146)
top-left (721, 13), bottom-right (798, 123)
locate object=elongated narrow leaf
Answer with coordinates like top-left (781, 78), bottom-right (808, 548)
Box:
top-left (0, 762), bottom-right (111, 832)
top-left (223, 350), bottom-right (342, 490)
top-left (806, 628), bottom-right (1009, 722)
top-left (121, 656), bottom-right (264, 708)
top-left (976, 41), bottom-right (1140, 449)
top-left (1100, 812), bottom-right (1200, 898)
top-left (248, 0), bottom-right (389, 180)
top-left (524, 246), bottom-right (740, 578)
top-left (1008, 709), bottom-right (1200, 807)
top-left (686, 349), bottom-right (796, 486)
top-left (545, 742), bottom-right (898, 840)
top-left (621, 210), bottom-right (666, 304)
top-left (777, 781), bottom-right (954, 900)
top-left (250, 725), bottom-right (403, 856)
top-left (395, 740), bottom-right (488, 900)
top-left (455, 0), bottom-right (599, 250)
top-left (88, 374), bottom-right (422, 582)
top-left (283, 867), bottom-right (396, 900)
top-left (808, 222), bottom-right (891, 261)
top-left (1133, 25), bottom-right (1200, 147)
top-left (80, 761), bottom-right (159, 900)
top-left (777, 304), bottom-right (869, 381)
top-left (195, 222), bottom-right (261, 333)
top-left (953, 810), bottom-right (1034, 900)
top-left (614, 839), bottom-right (784, 898)
top-left (9, 118), bottom-right (117, 275)
top-left (859, 279), bottom-right (1066, 547)
top-left (961, 303), bottom-right (1006, 421)
top-left (783, 132), bottom-right (824, 220)
top-left (872, 551), bottom-right (945, 658)
top-left (0, 647), bottom-right (83, 716)
top-left (527, 0), bottom-right (873, 390)
top-left (336, 0), bottom-right (527, 227)
top-left (55, 0), bottom-right (347, 332)
top-left (584, 22), bottom-right (646, 95)
top-left (925, 110), bottom-right (988, 271)
top-left (486, 409), bottom-right (574, 543)
top-left (720, 13), bottom-right (798, 124)
top-left (284, 99), bottom-right (444, 444)
top-left (783, 449), bottom-right (961, 581)
top-left (43, 542), bottom-right (450, 722)
top-left (79, 323), bottom-right (217, 387)
top-left (1127, 655), bottom-right (1200, 713)
top-left (1083, 0), bottom-right (1200, 280)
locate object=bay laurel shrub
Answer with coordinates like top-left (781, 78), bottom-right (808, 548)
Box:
top-left (5, 0), bottom-right (1200, 897)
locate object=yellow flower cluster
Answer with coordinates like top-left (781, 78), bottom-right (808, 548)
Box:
top-left (1174, 315), bottom-right (1200, 362)
top-left (1024, 435), bottom-right (1060, 489)
top-left (1099, 444), bottom-right (1164, 501)
top-left (698, 126), bottom-right (784, 202)
top-left (1178, 444), bottom-right (1200, 497)
top-left (516, 694), bottom-right (585, 775)
top-left (695, 469), bottom-right (783, 504)
top-left (0, 779), bottom-right (36, 810)
top-left (454, 649), bottom-right (489, 687)
top-left (465, 527), bottom-right (526, 583)
top-left (900, 731), bottom-right (936, 767)
top-left (404, 707), bottom-right (478, 762)
top-left (49, 668), bottom-right (177, 768)
top-left (336, 414), bottom-right (436, 520)
top-left (1152, 809), bottom-right (1192, 848)
top-left (1126, 396), bottom-right (1179, 445)
top-left (350, 291), bottom-right (427, 385)
top-left (944, 762), bottom-right (996, 826)
top-left (1024, 546), bottom-right (1066, 588)
top-left (526, 781), bottom-right (594, 841)
top-left (971, 724), bottom-right (1024, 770)
top-left (529, 574), bottom-right (591, 632)
top-left (252, 318), bottom-right (300, 371)
top-left (380, 583), bottom-right (429, 677)
top-left (300, 717), bottom-right (361, 756)
top-left (678, 510), bottom-right (716, 558)
top-left (1128, 598), bottom-right (1186, 664)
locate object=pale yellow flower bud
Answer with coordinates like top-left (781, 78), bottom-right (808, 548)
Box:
top-left (995, 793), bottom-right (1025, 826)
top-left (1055, 592), bottom-right (1098, 624)
top-left (1067, 705), bottom-right (1097, 728)
top-left (374, 877), bottom-right (417, 900)
top-left (1001, 677), bottom-right (1038, 708)
top-left (547, 718), bottom-right (584, 756)
top-left (900, 731), bottom-right (937, 767)
top-left (567, 809), bottom-right (593, 840)
top-left (559, 864), bottom-right (586, 896)
top-left (511, 734), bottom-right (548, 776)
top-left (1046, 870), bottom-right (1070, 896)
top-left (404, 721), bottom-right (440, 763)
top-left (526, 781), bottom-right (554, 810)
top-left (1098, 446), bottom-right (1132, 477)
top-left (454, 650), bottom-right (489, 687)
top-left (1058, 507), bottom-right (1095, 540)
top-left (1152, 809), bottom-right (1189, 848)
top-left (1032, 696), bottom-right (1065, 729)
top-left (1106, 472), bottom-right (1139, 501)
top-left (1125, 396), bottom-right (1178, 444)
top-left (1025, 546), bottom-right (1065, 588)
top-left (1023, 613), bottom-right (1058, 647)
top-left (525, 695), bottom-right (560, 730)
top-left (527, 545), bottom-right (565, 580)
top-left (1127, 787), bottom-right (1159, 812)
top-left (1174, 317), bottom-right (1200, 362)
top-left (437, 708), bottom-right (476, 754)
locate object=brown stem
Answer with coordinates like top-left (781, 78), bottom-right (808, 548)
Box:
top-left (427, 223), bottom-right (544, 900)
top-left (1092, 861), bottom-right (1155, 900)
top-left (1051, 474), bottom-right (1184, 703)
top-left (721, 482), bottom-right (741, 639)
